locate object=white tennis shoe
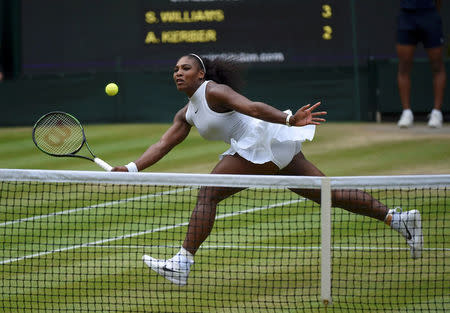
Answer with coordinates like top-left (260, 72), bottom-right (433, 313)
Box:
top-left (142, 254), bottom-right (193, 286)
top-left (388, 208), bottom-right (423, 259)
top-left (427, 109), bottom-right (443, 128)
top-left (397, 110), bottom-right (414, 128)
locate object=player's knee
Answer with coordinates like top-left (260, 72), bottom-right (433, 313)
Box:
top-left (197, 186), bottom-right (225, 205)
top-left (398, 63), bottom-right (413, 75)
top-left (430, 61), bottom-right (445, 75)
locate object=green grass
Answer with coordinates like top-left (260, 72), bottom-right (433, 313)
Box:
top-left (0, 122), bottom-right (449, 312)
top-left (2, 122), bottom-right (450, 174)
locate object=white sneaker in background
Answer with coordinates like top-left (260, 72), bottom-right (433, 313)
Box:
top-left (142, 253), bottom-right (193, 286)
top-left (397, 109), bottom-right (414, 128)
top-left (388, 208), bottom-right (423, 259)
top-left (427, 109), bottom-right (443, 128)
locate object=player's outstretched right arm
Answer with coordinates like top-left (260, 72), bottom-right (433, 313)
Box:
top-left (112, 105), bottom-right (192, 172)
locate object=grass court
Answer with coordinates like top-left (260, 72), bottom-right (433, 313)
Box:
top-left (0, 122), bottom-right (449, 312)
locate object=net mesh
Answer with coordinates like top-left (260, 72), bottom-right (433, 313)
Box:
top-left (0, 170), bottom-right (448, 312)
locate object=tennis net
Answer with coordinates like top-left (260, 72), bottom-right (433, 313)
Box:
top-left (0, 169), bottom-right (449, 312)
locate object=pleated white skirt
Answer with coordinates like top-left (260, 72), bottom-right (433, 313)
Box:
top-left (220, 111), bottom-right (316, 169)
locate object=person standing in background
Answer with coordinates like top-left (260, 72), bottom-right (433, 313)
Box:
top-left (397, 0), bottom-right (446, 128)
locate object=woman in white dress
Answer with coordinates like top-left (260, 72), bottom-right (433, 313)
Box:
top-left (112, 54), bottom-right (423, 286)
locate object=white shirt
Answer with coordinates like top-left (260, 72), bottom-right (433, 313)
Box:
top-left (185, 80), bottom-right (316, 168)
top-left (185, 80), bottom-right (251, 143)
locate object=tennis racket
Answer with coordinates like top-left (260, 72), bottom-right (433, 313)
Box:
top-left (32, 111), bottom-right (113, 171)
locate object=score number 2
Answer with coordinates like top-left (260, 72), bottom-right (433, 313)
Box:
top-left (321, 4), bottom-right (333, 40)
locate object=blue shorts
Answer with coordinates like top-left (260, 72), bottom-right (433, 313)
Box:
top-left (397, 9), bottom-right (444, 48)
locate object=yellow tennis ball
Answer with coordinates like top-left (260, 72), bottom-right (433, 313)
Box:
top-left (105, 83), bottom-right (119, 96)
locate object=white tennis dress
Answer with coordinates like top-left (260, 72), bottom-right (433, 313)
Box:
top-left (185, 81), bottom-right (316, 169)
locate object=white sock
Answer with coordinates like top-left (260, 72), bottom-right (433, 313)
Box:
top-left (171, 247), bottom-right (194, 270)
top-left (177, 247), bottom-right (194, 262)
top-left (390, 212), bottom-right (401, 231)
top-left (385, 209), bottom-right (401, 228)
top-left (403, 109), bottom-right (413, 115)
top-left (431, 109), bottom-right (441, 114)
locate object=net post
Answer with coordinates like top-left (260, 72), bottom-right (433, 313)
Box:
top-left (321, 177), bottom-right (332, 306)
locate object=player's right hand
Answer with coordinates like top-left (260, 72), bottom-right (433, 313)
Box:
top-left (111, 166), bottom-right (129, 172)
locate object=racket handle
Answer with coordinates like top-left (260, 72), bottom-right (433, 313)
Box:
top-left (94, 157), bottom-right (113, 171)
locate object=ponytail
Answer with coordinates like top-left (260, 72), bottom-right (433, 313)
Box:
top-left (187, 55), bottom-right (245, 92)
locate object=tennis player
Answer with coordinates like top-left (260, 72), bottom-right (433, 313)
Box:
top-left (396, 0), bottom-right (446, 128)
top-left (112, 54), bottom-right (423, 286)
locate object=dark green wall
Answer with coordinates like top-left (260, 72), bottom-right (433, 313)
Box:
top-left (0, 65), bottom-right (366, 126)
top-left (1, 60), bottom-right (449, 126)
top-left (0, 0), bottom-right (20, 79)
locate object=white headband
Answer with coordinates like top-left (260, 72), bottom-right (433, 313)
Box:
top-left (189, 53), bottom-right (206, 73)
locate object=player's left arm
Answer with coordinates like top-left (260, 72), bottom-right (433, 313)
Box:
top-left (436, 0), bottom-right (442, 10)
top-left (206, 82), bottom-right (326, 127)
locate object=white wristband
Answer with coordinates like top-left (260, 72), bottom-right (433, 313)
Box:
top-left (125, 162), bottom-right (138, 172)
top-left (285, 113), bottom-right (293, 127)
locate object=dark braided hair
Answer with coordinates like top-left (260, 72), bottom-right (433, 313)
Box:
top-left (186, 55), bottom-right (245, 92)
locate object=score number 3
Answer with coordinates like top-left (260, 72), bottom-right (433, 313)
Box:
top-left (321, 4), bottom-right (333, 40)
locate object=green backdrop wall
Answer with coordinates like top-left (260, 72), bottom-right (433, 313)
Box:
top-left (1, 60), bottom-right (449, 126)
top-left (0, 66), bottom-right (363, 126)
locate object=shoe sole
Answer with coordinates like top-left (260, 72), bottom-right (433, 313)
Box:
top-left (408, 210), bottom-right (423, 259)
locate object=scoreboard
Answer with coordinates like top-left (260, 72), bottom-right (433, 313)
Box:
top-left (20, 0), bottom-right (448, 75)
top-left (141, 0), bottom-right (353, 66)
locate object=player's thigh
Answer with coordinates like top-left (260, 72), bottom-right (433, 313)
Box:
top-left (202, 153), bottom-right (279, 203)
top-left (420, 9), bottom-right (444, 50)
top-left (396, 10), bottom-right (417, 67)
top-left (396, 44), bottom-right (416, 72)
top-left (397, 10), bottom-right (418, 51)
top-left (279, 152), bottom-right (325, 177)
top-left (212, 153), bottom-right (279, 175)
top-left (279, 152), bottom-right (324, 202)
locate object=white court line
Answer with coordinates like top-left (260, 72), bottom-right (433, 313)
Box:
top-left (0, 199), bottom-right (304, 265)
top-left (0, 187), bottom-right (193, 227)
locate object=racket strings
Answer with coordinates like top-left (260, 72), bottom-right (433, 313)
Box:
top-left (34, 113), bottom-right (85, 155)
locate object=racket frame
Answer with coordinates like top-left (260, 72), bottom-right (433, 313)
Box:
top-left (32, 111), bottom-right (112, 171)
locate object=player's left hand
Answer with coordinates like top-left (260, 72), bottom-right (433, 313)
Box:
top-left (292, 102), bottom-right (327, 126)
